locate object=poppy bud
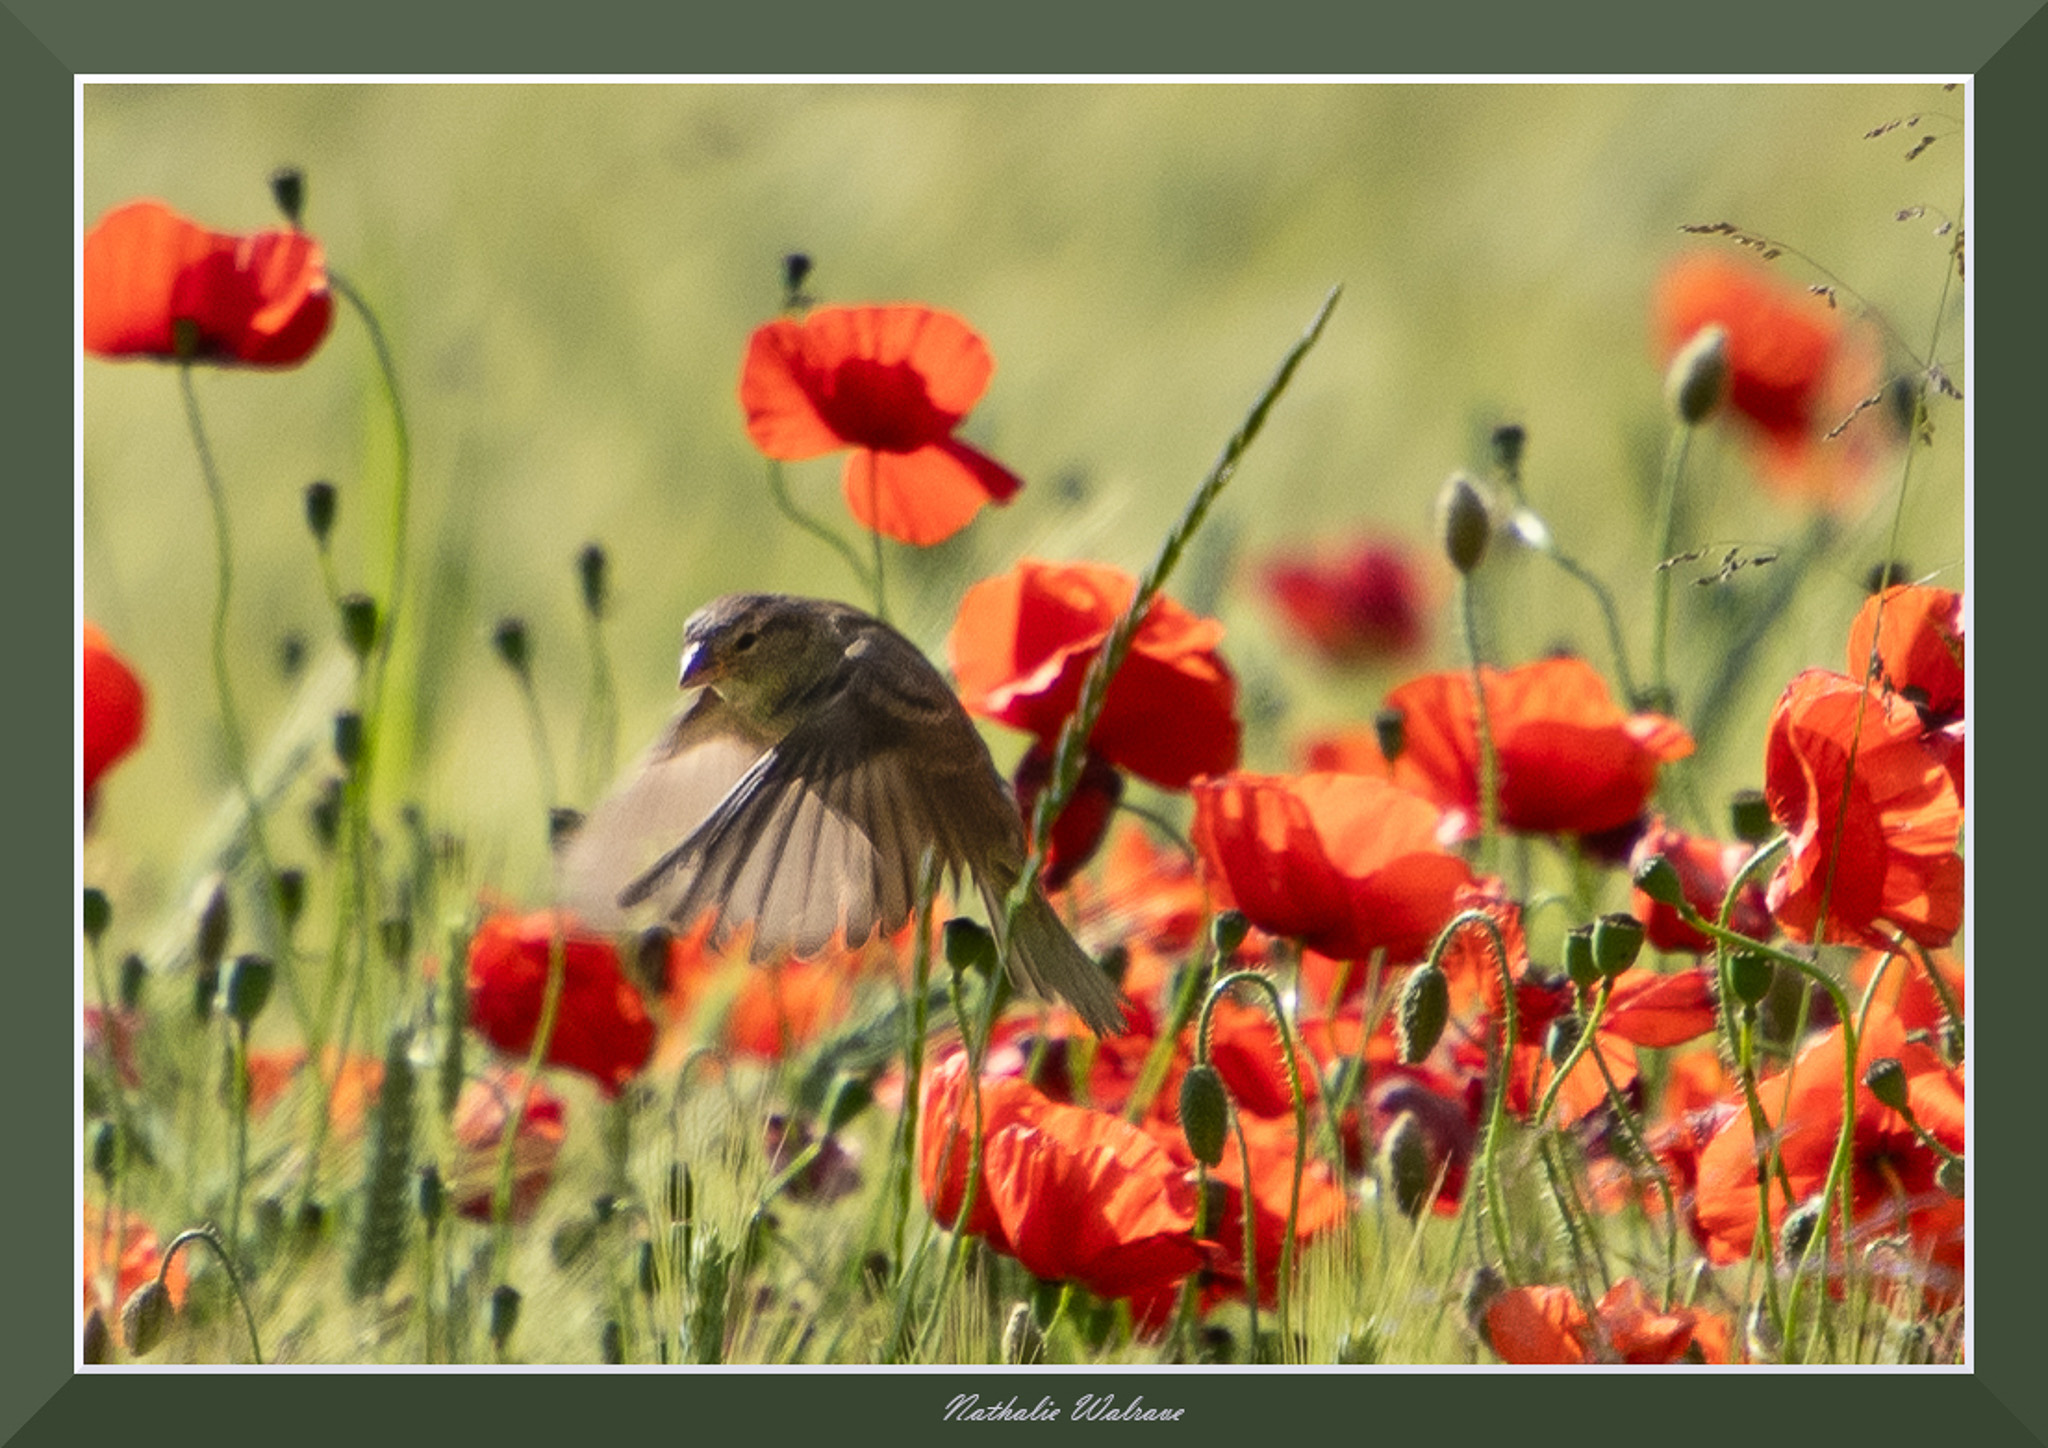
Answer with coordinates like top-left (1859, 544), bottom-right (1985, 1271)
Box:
top-left (223, 953), bottom-right (275, 1025)
top-left (269, 166), bottom-right (306, 227)
top-left (1864, 559), bottom-right (1913, 595)
top-left (278, 631), bottom-right (308, 679)
top-left (1002, 1302), bottom-right (1044, 1365)
top-left (1728, 789), bottom-right (1775, 845)
top-left (1728, 952), bottom-right (1774, 1007)
top-left (1562, 925), bottom-right (1599, 989)
top-left (418, 1165), bottom-right (446, 1235)
top-left (548, 807), bottom-right (583, 850)
top-left (1462, 1264), bottom-right (1507, 1347)
top-left (333, 710), bottom-right (365, 773)
top-left (1178, 1063), bottom-right (1229, 1168)
top-left (304, 480), bottom-right (337, 543)
top-left (1437, 473), bottom-right (1491, 576)
top-left (782, 252), bottom-right (813, 307)
top-left (83, 887), bottom-right (112, 946)
top-left (380, 915), bottom-right (412, 967)
top-left (83, 1309), bottom-right (110, 1365)
top-left (274, 868), bottom-right (307, 932)
top-left (1780, 1197), bottom-right (1824, 1267)
top-left (577, 542), bottom-right (609, 620)
top-left (1490, 423), bottom-right (1526, 477)
top-left (1665, 324), bottom-right (1729, 424)
top-left (942, 918), bottom-right (999, 980)
top-left (339, 593), bottom-right (379, 663)
top-left (1863, 1057), bottom-right (1909, 1112)
top-left (1884, 375), bottom-right (1920, 442)
top-left (119, 952), bottom-right (147, 1012)
top-left (601, 1319), bottom-right (625, 1365)
top-left (1544, 1014), bottom-right (1583, 1065)
top-left (310, 776), bottom-right (344, 851)
top-left (1209, 909), bottom-right (1250, 958)
top-left (1396, 960), bottom-right (1450, 1064)
top-left (1937, 1157), bottom-right (1964, 1199)
top-left (92, 1120), bottom-right (119, 1184)
top-left (492, 617), bottom-right (531, 677)
top-left (1631, 855), bottom-right (1685, 908)
top-left (1373, 707), bottom-right (1406, 764)
top-left (1590, 912), bottom-right (1645, 978)
top-left (1378, 1109), bottom-right (1432, 1221)
top-left (121, 1279), bottom-right (175, 1355)
top-left (194, 876), bottom-right (231, 973)
top-left (488, 1283), bottom-right (522, 1352)
top-left (629, 926), bottom-right (673, 996)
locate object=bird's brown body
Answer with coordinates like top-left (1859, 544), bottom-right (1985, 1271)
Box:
top-left (560, 593), bottom-right (1127, 1035)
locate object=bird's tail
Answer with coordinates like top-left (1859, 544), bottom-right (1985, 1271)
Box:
top-left (981, 874), bottom-right (1127, 1036)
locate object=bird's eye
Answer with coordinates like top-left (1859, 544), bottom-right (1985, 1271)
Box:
top-left (732, 630), bottom-right (758, 653)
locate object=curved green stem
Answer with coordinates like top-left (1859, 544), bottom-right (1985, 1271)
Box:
top-left (160, 1226), bottom-right (264, 1364)
top-left (1424, 909), bottom-right (1515, 1280)
top-left (1647, 420), bottom-right (1694, 713)
top-left (765, 460), bottom-right (874, 600)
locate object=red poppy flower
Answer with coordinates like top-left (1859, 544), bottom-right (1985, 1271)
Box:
top-left (920, 1051), bottom-right (1203, 1302)
top-left (84, 200), bottom-right (333, 367)
top-left (84, 1203), bottom-right (189, 1318)
top-left (1848, 584), bottom-right (1965, 800)
top-left (1350, 657), bottom-right (1692, 842)
top-left (1764, 670), bottom-right (1963, 949)
top-left (739, 304), bottom-right (1021, 545)
top-left (1628, 817), bottom-right (1773, 955)
top-left (721, 957), bottom-right (856, 1061)
top-left (950, 559), bottom-right (1241, 790)
top-left (448, 1067), bottom-right (568, 1223)
top-left (466, 911), bottom-right (655, 1095)
top-left (1262, 538), bottom-right (1428, 663)
top-left (246, 1047), bottom-right (385, 1136)
top-left (1013, 742), bottom-right (1123, 890)
top-left (1487, 1278), bottom-right (1727, 1365)
top-left (83, 623), bottom-right (147, 804)
top-left (1190, 771), bottom-right (1475, 964)
top-left (1653, 252), bottom-right (1885, 506)
top-left (1601, 967), bottom-right (1719, 1050)
top-left (1693, 997), bottom-right (1963, 1309)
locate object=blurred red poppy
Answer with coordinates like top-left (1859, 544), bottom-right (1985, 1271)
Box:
top-left (1340, 657), bottom-right (1691, 842)
top-left (1764, 670), bottom-right (1963, 949)
top-left (466, 910), bottom-right (655, 1095)
top-left (1487, 1278), bottom-right (1727, 1364)
top-left (739, 304), bottom-right (1021, 545)
top-left (920, 1051), bottom-right (1203, 1303)
top-left (1013, 742), bottom-right (1123, 890)
top-left (83, 623), bottom-right (147, 806)
top-left (1190, 771), bottom-right (1474, 964)
top-left (1627, 817), bottom-right (1772, 954)
top-left (84, 1203), bottom-right (188, 1317)
top-left (950, 559), bottom-right (1240, 790)
top-left (1262, 537), bottom-right (1428, 664)
top-left (448, 1066), bottom-right (568, 1223)
top-left (1693, 997), bottom-right (1963, 1309)
top-left (246, 1047), bottom-right (385, 1135)
top-left (721, 957), bottom-right (856, 1061)
top-left (1653, 251), bottom-right (1885, 507)
top-left (1848, 584), bottom-right (1965, 800)
top-left (84, 200), bottom-right (332, 367)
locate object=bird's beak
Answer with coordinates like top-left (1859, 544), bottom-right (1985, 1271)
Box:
top-left (678, 640), bottom-right (717, 691)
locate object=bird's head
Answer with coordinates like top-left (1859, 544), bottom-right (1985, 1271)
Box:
top-left (677, 593), bottom-right (853, 726)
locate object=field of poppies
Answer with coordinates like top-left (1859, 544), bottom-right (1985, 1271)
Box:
top-left (80, 83), bottom-right (1966, 1367)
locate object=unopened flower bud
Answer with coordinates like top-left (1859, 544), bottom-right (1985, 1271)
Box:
top-left (310, 776), bottom-right (343, 851)
top-left (1937, 1156), bottom-right (1964, 1199)
top-left (269, 166), bottom-right (306, 226)
top-left (1863, 1057), bottom-right (1909, 1112)
top-left (1884, 374), bottom-right (1920, 442)
top-left (119, 952), bottom-right (147, 1012)
top-left (418, 1165), bottom-right (446, 1234)
top-left (1780, 1197), bottom-right (1824, 1267)
top-left (1728, 789), bottom-right (1775, 845)
top-left (1378, 1109), bottom-right (1432, 1221)
top-left (1591, 911), bottom-right (1645, 978)
top-left (492, 617), bottom-right (531, 677)
top-left (1178, 1063), bottom-right (1230, 1168)
top-left (83, 887), bottom-right (112, 946)
top-left (1490, 423), bottom-right (1526, 478)
top-left (304, 480), bottom-right (337, 544)
top-left (577, 543), bottom-right (609, 620)
top-left (333, 710), bottom-right (365, 772)
top-left (121, 1279), bottom-right (175, 1356)
top-left (1209, 909), bottom-right (1250, 958)
top-left (488, 1284), bottom-right (522, 1351)
top-left (1632, 854), bottom-right (1686, 908)
top-left (782, 252), bottom-right (813, 307)
top-left (1396, 960), bottom-right (1451, 1064)
top-left (1002, 1302), bottom-right (1044, 1365)
top-left (83, 1309), bottom-right (110, 1365)
top-left (92, 1120), bottom-right (120, 1184)
top-left (942, 917), bottom-right (998, 979)
top-left (1437, 473), bottom-right (1492, 576)
top-left (223, 953), bottom-right (275, 1025)
top-left (1562, 925), bottom-right (1599, 989)
top-left (1545, 1014), bottom-right (1583, 1065)
top-left (601, 1319), bottom-right (625, 1364)
top-left (194, 876), bottom-right (231, 973)
top-left (1374, 707), bottom-right (1406, 765)
top-left (1864, 559), bottom-right (1913, 596)
top-left (273, 868), bottom-right (306, 932)
top-left (1666, 324), bottom-right (1729, 424)
top-left (339, 593), bottom-right (380, 662)
top-left (1728, 952), bottom-right (1774, 1006)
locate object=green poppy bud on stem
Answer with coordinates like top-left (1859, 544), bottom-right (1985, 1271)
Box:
top-left (1490, 423), bottom-right (1526, 478)
top-left (1591, 912), bottom-right (1645, 978)
top-left (1374, 707), bottom-right (1406, 765)
top-left (1437, 473), bottom-right (1491, 576)
top-left (339, 593), bottom-right (379, 663)
top-left (1728, 789), bottom-right (1775, 845)
top-left (1937, 1157), bottom-right (1964, 1199)
top-left (1780, 1197), bottom-right (1824, 1267)
top-left (92, 1120), bottom-right (120, 1184)
top-left (83, 888), bottom-right (112, 946)
top-left (333, 711), bottom-right (365, 773)
top-left (418, 1165), bottom-right (445, 1235)
top-left (304, 480), bottom-right (337, 544)
top-left (119, 952), bottom-right (147, 1012)
top-left (1209, 909), bottom-right (1250, 958)
top-left (121, 1280), bottom-right (175, 1356)
top-left (274, 869), bottom-right (306, 932)
top-left (1728, 952), bottom-right (1774, 1006)
top-left (1864, 1057), bottom-right (1909, 1112)
top-left (1178, 1063), bottom-right (1230, 1168)
top-left (1545, 1014), bottom-right (1583, 1065)
top-left (1378, 1109), bottom-right (1432, 1221)
top-left (577, 543), bottom-right (609, 620)
top-left (1632, 855), bottom-right (1686, 908)
top-left (269, 166), bottom-right (306, 227)
top-left (1396, 961), bottom-right (1450, 1064)
top-left (223, 953), bottom-right (275, 1025)
top-left (492, 617), bottom-right (531, 677)
top-left (1665, 324), bottom-right (1729, 424)
top-left (83, 1310), bottom-right (110, 1366)
top-left (488, 1284), bottom-right (522, 1352)
top-left (194, 877), bottom-right (231, 972)
top-left (942, 917), bottom-right (999, 979)
top-left (1562, 925), bottom-right (1599, 989)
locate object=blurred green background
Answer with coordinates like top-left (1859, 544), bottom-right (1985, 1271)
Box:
top-left (82, 83), bottom-right (1965, 923)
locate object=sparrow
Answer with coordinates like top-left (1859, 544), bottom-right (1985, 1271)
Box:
top-left (559, 592), bottom-right (1127, 1035)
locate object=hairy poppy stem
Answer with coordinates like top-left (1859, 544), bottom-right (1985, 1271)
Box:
top-left (1457, 576), bottom-right (1501, 872)
top-left (159, 1225), bottom-right (265, 1365)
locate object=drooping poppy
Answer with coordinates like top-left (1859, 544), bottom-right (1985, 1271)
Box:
top-left (83, 623), bottom-right (147, 806)
top-left (1763, 670), bottom-right (1963, 949)
top-left (1692, 996), bottom-right (1963, 1309)
top-left (1190, 771), bottom-right (1474, 964)
top-left (84, 199), bottom-right (333, 367)
top-left (1653, 251), bottom-right (1886, 507)
top-left (1261, 537), bottom-right (1428, 664)
top-left (447, 1067), bottom-right (569, 1223)
top-left (950, 559), bottom-right (1241, 790)
top-left (739, 304), bottom-right (1022, 545)
top-left (465, 910), bottom-right (655, 1095)
top-left (1628, 816), bottom-right (1773, 955)
top-left (1847, 584), bottom-right (1965, 800)
top-left (1336, 656), bottom-right (1692, 842)
top-left (83, 1203), bottom-right (189, 1318)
